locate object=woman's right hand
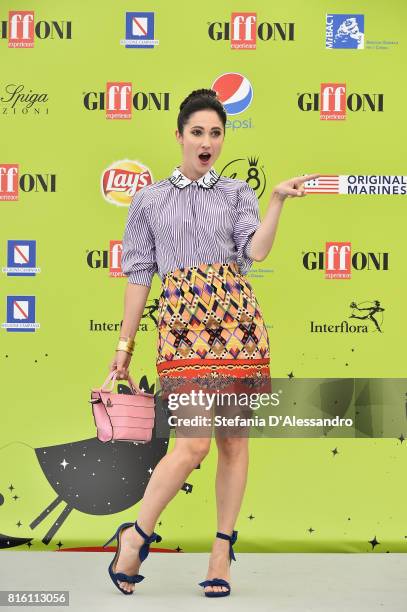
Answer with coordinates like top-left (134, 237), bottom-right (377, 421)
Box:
top-left (109, 349), bottom-right (132, 380)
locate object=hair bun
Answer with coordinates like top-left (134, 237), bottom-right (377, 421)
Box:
top-left (179, 88), bottom-right (219, 111)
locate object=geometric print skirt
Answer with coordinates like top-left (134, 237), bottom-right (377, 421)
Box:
top-left (156, 261), bottom-right (272, 404)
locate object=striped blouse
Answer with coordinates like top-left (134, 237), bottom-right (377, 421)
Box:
top-left (121, 165), bottom-right (261, 286)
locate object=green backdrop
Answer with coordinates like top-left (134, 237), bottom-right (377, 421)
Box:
top-left (1, 0), bottom-right (406, 554)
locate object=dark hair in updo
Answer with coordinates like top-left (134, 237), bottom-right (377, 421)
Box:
top-left (177, 88), bottom-right (227, 136)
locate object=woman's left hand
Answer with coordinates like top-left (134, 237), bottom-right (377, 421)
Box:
top-left (272, 173), bottom-right (321, 200)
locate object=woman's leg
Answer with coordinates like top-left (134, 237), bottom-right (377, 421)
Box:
top-left (203, 416), bottom-right (250, 594)
top-left (115, 399), bottom-right (213, 593)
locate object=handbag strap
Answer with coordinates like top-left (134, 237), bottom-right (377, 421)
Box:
top-left (100, 369), bottom-right (141, 395)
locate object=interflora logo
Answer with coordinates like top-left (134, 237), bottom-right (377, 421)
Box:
top-left (0, 164), bottom-right (56, 201)
top-left (310, 300), bottom-right (385, 333)
top-left (207, 12), bottom-right (295, 47)
top-left (83, 83), bottom-right (170, 119)
top-left (101, 160), bottom-right (153, 206)
top-left (1, 11), bottom-right (72, 47)
top-left (302, 243), bottom-right (389, 279)
top-left (297, 83), bottom-right (384, 119)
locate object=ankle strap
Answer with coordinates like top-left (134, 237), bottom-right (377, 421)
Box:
top-left (135, 520), bottom-right (162, 545)
top-left (216, 530), bottom-right (238, 561)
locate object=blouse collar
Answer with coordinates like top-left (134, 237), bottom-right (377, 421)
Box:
top-left (169, 165), bottom-right (220, 189)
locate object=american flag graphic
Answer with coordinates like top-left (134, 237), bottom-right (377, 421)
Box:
top-left (303, 175), bottom-right (340, 194)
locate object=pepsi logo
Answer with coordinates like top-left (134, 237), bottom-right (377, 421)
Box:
top-left (211, 73), bottom-right (253, 115)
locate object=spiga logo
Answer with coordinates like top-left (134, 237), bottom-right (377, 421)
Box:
top-left (0, 11), bottom-right (72, 47)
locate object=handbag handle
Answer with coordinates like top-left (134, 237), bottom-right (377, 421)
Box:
top-left (100, 369), bottom-right (141, 395)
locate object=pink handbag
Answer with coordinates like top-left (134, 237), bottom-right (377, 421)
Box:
top-left (90, 369), bottom-right (155, 443)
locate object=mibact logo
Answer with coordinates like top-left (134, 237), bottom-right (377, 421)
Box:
top-left (83, 83), bottom-right (170, 119)
top-left (1, 11), bottom-right (72, 47)
top-left (208, 13), bottom-right (295, 48)
top-left (101, 160), bottom-right (153, 206)
top-left (326, 15), bottom-right (364, 49)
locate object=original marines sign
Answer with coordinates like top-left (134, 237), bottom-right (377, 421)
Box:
top-left (303, 175), bottom-right (407, 195)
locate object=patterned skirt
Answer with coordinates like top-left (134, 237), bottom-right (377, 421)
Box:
top-left (156, 262), bottom-right (271, 404)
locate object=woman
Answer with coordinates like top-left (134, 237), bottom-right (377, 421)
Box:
top-left (105, 88), bottom-right (320, 597)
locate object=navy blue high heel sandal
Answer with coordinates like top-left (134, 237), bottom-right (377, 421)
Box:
top-left (102, 520), bottom-right (162, 595)
top-left (198, 530), bottom-right (238, 597)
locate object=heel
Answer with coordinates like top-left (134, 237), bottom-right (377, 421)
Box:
top-left (102, 529), bottom-right (118, 549)
top-left (103, 520), bottom-right (162, 596)
top-left (102, 521), bottom-right (133, 548)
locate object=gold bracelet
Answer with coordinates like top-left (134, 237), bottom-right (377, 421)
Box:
top-left (118, 335), bottom-right (135, 346)
top-left (116, 337), bottom-right (135, 354)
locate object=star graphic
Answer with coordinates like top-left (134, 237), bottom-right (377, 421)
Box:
top-left (288, 372), bottom-right (294, 379)
top-left (27, 541), bottom-right (32, 548)
top-left (8, 484), bottom-right (15, 492)
top-left (60, 459), bottom-right (69, 469)
top-left (248, 514), bottom-right (255, 520)
top-left (308, 527), bottom-right (315, 534)
top-left (175, 546), bottom-right (183, 552)
top-left (16, 521), bottom-right (22, 527)
top-left (57, 541), bottom-right (63, 549)
top-left (398, 433), bottom-right (405, 444)
top-left (369, 536), bottom-right (380, 549)
top-left (12, 495), bottom-right (19, 500)
top-left (331, 447), bottom-right (339, 456)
